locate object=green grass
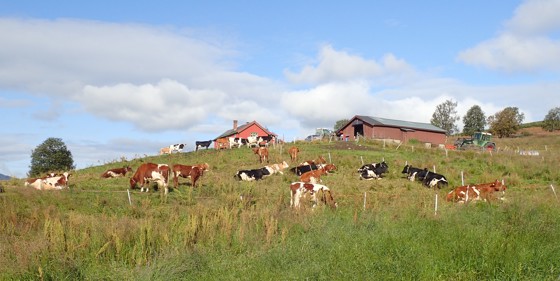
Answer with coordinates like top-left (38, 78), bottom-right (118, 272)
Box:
top-left (1, 136), bottom-right (560, 280)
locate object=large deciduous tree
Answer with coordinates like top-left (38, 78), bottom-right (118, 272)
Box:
top-left (487, 107), bottom-right (525, 138)
top-left (462, 105), bottom-right (487, 136)
top-left (430, 99), bottom-right (459, 135)
top-left (542, 107), bottom-right (560, 132)
top-left (29, 137), bottom-right (75, 177)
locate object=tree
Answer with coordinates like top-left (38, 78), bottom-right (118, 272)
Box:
top-left (487, 107), bottom-right (525, 138)
top-left (430, 99), bottom-right (459, 135)
top-left (462, 105), bottom-right (487, 136)
top-left (29, 138), bottom-right (75, 177)
top-left (334, 119), bottom-right (349, 131)
top-left (542, 107), bottom-right (560, 132)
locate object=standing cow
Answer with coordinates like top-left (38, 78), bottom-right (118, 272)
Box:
top-left (288, 146), bottom-right (299, 162)
top-left (129, 163), bottom-right (170, 194)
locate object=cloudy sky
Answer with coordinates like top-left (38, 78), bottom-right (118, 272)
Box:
top-left (1, 0), bottom-right (560, 178)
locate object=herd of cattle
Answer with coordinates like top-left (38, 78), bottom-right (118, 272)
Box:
top-left (23, 143), bottom-right (507, 208)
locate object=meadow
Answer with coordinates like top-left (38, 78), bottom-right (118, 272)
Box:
top-left (1, 130), bottom-right (560, 280)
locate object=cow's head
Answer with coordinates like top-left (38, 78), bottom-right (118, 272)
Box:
top-left (129, 178), bottom-right (137, 189)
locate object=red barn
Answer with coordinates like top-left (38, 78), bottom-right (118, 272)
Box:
top-left (214, 120), bottom-right (277, 149)
top-left (336, 115), bottom-right (447, 145)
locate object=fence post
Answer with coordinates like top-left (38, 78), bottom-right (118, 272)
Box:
top-left (461, 171), bottom-right (464, 186)
top-left (551, 184), bottom-right (559, 202)
top-left (433, 165), bottom-right (436, 173)
top-left (361, 156), bottom-right (364, 165)
top-left (434, 193), bottom-right (438, 216)
top-left (328, 152), bottom-right (332, 164)
top-left (127, 189), bottom-right (132, 205)
top-left (363, 192), bottom-right (367, 211)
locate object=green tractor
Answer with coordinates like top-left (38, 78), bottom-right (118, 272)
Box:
top-left (454, 132), bottom-right (496, 151)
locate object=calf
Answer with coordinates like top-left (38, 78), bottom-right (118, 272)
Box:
top-left (288, 146), bottom-right (299, 162)
top-left (159, 147), bottom-right (171, 155)
top-left (358, 161), bottom-right (389, 180)
top-left (235, 167), bottom-right (271, 181)
top-left (195, 140), bottom-right (212, 151)
top-left (422, 171), bottom-right (448, 188)
top-left (289, 182), bottom-right (337, 209)
top-left (172, 163), bottom-right (209, 188)
top-left (447, 180), bottom-right (507, 203)
top-left (401, 165), bottom-right (428, 181)
top-left (130, 163), bottom-right (170, 194)
top-left (101, 166), bottom-right (133, 178)
top-left (252, 147), bottom-right (269, 163)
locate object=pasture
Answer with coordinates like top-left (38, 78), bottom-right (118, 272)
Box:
top-left (1, 133), bottom-right (560, 280)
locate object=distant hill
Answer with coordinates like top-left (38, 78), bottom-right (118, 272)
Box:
top-left (0, 174), bottom-right (11, 180)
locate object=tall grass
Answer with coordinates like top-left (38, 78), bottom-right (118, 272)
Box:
top-left (1, 135), bottom-right (559, 280)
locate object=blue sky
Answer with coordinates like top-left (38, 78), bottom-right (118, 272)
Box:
top-left (1, 0), bottom-right (559, 178)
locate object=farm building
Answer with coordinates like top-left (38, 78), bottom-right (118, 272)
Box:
top-left (214, 120), bottom-right (277, 149)
top-left (336, 115), bottom-right (447, 145)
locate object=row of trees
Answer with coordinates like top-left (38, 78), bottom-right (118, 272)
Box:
top-left (431, 100), bottom-right (559, 137)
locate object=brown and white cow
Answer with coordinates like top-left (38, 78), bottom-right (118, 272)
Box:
top-left (172, 163), bottom-right (209, 188)
top-left (289, 182), bottom-right (337, 209)
top-left (101, 166), bottom-right (133, 178)
top-left (24, 172), bottom-right (71, 190)
top-left (288, 146), bottom-right (299, 162)
top-left (252, 147), bottom-right (269, 163)
top-left (446, 179), bottom-right (507, 203)
top-left (129, 163), bottom-right (170, 194)
top-left (264, 161), bottom-right (290, 175)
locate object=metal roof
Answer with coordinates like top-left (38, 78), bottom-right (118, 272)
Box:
top-left (354, 115), bottom-right (446, 133)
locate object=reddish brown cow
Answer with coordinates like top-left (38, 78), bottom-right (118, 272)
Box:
top-left (24, 172), bottom-right (71, 190)
top-left (172, 163), bottom-right (209, 188)
top-left (290, 182), bottom-right (337, 209)
top-left (446, 179), bottom-right (507, 203)
top-left (101, 166), bottom-right (133, 178)
top-left (129, 163), bottom-right (170, 194)
top-left (300, 168), bottom-right (329, 184)
top-left (252, 147), bottom-right (269, 163)
top-left (288, 146), bottom-right (299, 162)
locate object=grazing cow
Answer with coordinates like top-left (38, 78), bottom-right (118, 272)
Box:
top-left (252, 147), bottom-right (269, 163)
top-left (288, 146), bottom-right (299, 162)
top-left (172, 163), bottom-right (208, 188)
top-left (195, 140), bottom-right (212, 151)
top-left (422, 171), bottom-right (448, 188)
top-left (289, 182), bottom-right (337, 209)
top-left (446, 180), bottom-right (507, 203)
top-left (101, 166), bottom-right (133, 178)
top-left (129, 163), bottom-right (170, 194)
top-left (401, 165), bottom-right (429, 181)
top-left (235, 167), bottom-right (271, 181)
top-left (358, 161), bottom-right (389, 180)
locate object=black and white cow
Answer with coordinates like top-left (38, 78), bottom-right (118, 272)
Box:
top-left (401, 165), bottom-right (429, 181)
top-left (195, 140), bottom-right (212, 151)
top-left (422, 171), bottom-right (448, 188)
top-left (290, 163), bottom-right (321, 176)
top-left (170, 143), bottom-right (186, 153)
top-left (235, 167), bottom-right (271, 181)
top-left (358, 161), bottom-right (389, 180)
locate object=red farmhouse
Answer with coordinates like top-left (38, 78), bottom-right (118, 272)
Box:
top-left (214, 120), bottom-right (276, 149)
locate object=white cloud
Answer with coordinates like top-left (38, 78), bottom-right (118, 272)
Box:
top-left (457, 0), bottom-right (560, 72)
top-left (285, 45), bottom-right (414, 85)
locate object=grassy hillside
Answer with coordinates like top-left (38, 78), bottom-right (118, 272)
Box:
top-left (1, 134), bottom-right (560, 280)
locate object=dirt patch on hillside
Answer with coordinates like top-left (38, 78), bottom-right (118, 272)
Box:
top-left (519, 127), bottom-right (560, 136)
top-left (330, 141), bottom-right (376, 151)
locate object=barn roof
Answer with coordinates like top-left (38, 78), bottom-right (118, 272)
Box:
top-left (215, 120), bottom-right (276, 139)
top-left (347, 115), bottom-right (446, 133)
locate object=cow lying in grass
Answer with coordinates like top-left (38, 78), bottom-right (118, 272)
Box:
top-left (358, 161), bottom-right (388, 180)
top-left (446, 179), bottom-right (507, 203)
